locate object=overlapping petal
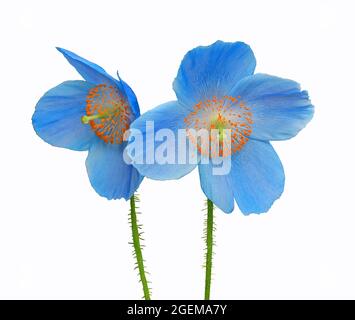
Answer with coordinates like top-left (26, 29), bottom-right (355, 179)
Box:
top-left (127, 101), bottom-right (198, 180)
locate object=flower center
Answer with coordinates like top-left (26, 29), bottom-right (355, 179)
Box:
top-left (184, 96), bottom-right (253, 157)
top-left (83, 84), bottom-right (131, 144)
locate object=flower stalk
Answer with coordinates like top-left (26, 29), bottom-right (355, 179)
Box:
top-left (129, 194), bottom-right (151, 300)
top-left (204, 199), bottom-right (214, 300)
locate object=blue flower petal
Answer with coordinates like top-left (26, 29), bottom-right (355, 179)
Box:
top-left (230, 139), bottom-right (285, 214)
top-left (198, 160), bottom-right (234, 213)
top-left (230, 73), bottom-right (314, 141)
top-left (116, 74), bottom-right (141, 118)
top-left (57, 47), bottom-right (118, 87)
top-left (57, 48), bottom-right (141, 118)
top-left (127, 101), bottom-right (198, 180)
top-left (173, 41), bottom-right (256, 109)
top-left (32, 80), bottom-right (98, 151)
top-left (86, 140), bottom-right (143, 200)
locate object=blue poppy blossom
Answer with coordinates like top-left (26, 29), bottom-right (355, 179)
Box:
top-left (127, 41), bottom-right (314, 214)
top-left (32, 48), bottom-right (143, 200)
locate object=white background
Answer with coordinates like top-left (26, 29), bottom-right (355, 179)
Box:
top-left (0, 0), bottom-right (354, 299)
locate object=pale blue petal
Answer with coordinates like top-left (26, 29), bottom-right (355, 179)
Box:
top-left (86, 140), bottom-right (143, 200)
top-left (198, 160), bottom-right (235, 213)
top-left (230, 139), bottom-right (285, 214)
top-left (32, 80), bottom-right (97, 151)
top-left (230, 73), bottom-right (314, 141)
top-left (127, 101), bottom-right (198, 180)
top-left (57, 47), bottom-right (117, 86)
top-left (173, 41), bottom-right (256, 109)
top-left (116, 74), bottom-right (140, 118)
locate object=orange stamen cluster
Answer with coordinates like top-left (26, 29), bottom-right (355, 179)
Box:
top-left (184, 96), bottom-right (253, 157)
top-left (85, 84), bottom-right (131, 144)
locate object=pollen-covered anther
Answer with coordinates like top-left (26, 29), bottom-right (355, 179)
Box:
top-left (184, 96), bottom-right (253, 158)
top-left (83, 84), bottom-right (131, 144)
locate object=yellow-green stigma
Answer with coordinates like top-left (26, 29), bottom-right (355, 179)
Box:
top-left (210, 114), bottom-right (228, 143)
top-left (81, 113), bottom-right (106, 124)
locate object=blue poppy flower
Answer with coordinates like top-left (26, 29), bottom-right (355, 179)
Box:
top-left (127, 41), bottom-right (314, 214)
top-left (32, 48), bottom-right (143, 200)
